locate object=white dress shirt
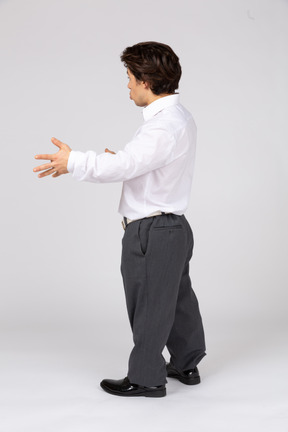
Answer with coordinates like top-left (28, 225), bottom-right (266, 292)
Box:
top-left (67, 94), bottom-right (197, 220)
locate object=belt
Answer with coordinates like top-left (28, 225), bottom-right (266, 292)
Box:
top-left (122, 211), bottom-right (169, 230)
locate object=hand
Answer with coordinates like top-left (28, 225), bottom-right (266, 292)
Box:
top-left (105, 148), bottom-right (116, 155)
top-left (33, 137), bottom-right (72, 178)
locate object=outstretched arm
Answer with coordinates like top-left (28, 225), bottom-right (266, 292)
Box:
top-left (33, 137), bottom-right (72, 178)
top-left (34, 124), bottom-right (175, 183)
top-left (33, 139), bottom-right (116, 179)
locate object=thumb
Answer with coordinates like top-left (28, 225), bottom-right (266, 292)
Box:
top-left (51, 137), bottom-right (63, 149)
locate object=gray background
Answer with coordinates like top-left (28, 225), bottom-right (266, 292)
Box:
top-left (0, 0), bottom-right (287, 431)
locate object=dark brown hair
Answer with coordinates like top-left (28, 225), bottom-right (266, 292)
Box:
top-left (120, 41), bottom-right (182, 95)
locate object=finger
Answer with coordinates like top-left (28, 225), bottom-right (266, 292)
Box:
top-left (52, 171), bottom-right (61, 178)
top-left (37, 168), bottom-right (55, 178)
top-left (33, 162), bottom-right (54, 173)
top-left (105, 148), bottom-right (116, 154)
top-left (51, 137), bottom-right (63, 148)
top-left (35, 154), bottom-right (54, 161)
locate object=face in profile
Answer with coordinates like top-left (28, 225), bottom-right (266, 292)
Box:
top-left (127, 69), bottom-right (149, 107)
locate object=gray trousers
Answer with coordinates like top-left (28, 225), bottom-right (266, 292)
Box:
top-left (121, 214), bottom-right (206, 387)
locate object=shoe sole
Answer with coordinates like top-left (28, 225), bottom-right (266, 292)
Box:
top-left (100, 383), bottom-right (166, 398)
top-left (167, 373), bottom-right (201, 386)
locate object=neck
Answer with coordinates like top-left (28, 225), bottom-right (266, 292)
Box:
top-left (146, 93), bottom-right (173, 106)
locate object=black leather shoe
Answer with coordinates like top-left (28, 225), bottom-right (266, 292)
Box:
top-left (166, 363), bottom-right (201, 385)
top-left (100, 377), bottom-right (166, 398)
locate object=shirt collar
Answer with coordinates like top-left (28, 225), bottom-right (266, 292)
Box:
top-left (142, 94), bottom-right (180, 121)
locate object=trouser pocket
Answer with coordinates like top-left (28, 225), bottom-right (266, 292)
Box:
top-left (138, 218), bottom-right (154, 256)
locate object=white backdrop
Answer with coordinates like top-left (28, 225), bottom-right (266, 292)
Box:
top-left (0, 0), bottom-right (287, 330)
top-left (0, 1), bottom-right (287, 430)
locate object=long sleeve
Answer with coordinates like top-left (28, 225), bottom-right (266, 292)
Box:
top-left (67, 123), bottom-right (175, 183)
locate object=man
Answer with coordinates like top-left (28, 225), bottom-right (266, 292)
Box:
top-left (33, 41), bottom-right (206, 398)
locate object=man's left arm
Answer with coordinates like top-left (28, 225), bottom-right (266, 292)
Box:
top-left (33, 137), bottom-right (71, 178)
top-left (33, 138), bottom-right (116, 178)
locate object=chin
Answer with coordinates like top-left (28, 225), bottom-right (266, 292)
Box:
top-left (134, 100), bottom-right (145, 107)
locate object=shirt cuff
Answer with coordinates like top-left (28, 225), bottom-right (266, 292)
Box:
top-left (67, 150), bottom-right (76, 174)
top-left (67, 150), bottom-right (90, 180)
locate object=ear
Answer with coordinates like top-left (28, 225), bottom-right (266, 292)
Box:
top-left (143, 81), bottom-right (150, 90)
